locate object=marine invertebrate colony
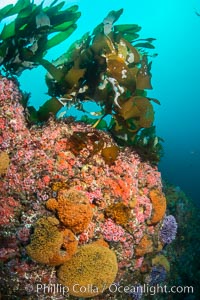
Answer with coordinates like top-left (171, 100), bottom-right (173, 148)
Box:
top-left (0, 76), bottom-right (176, 299)
top-left (148, 189), bottom-right (167, 224)
top-left (159, 215), bottom-right (177, 244)
top-left (57, 243), bottom-right (118, 298)
top-left (46, 188), bottom-right (93, 233)
top-left (0, 151), bottom-right (9, 175)
top-left (26, 216), bottom-right (78, 265)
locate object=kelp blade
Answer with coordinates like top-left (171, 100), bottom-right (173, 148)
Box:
top-left (46, 25), bottom-right (77, 50)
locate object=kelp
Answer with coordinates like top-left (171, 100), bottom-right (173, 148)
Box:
top-left (0, 3), bottom-right (162, 163)
top-left (45, 25), bottom-right (77, 50)
top-left (0, 0), bottom-right (31, 21)
top-left (133, 42), bottom-right (155, 49)
top-left (0, 0), bottom-right (81, 75)
top-left (37, 97), bottom-right (63, 121)
top-left (36, 8), bottom-right (161, 162)
top-left (132, 126), bottom-right (164, 164)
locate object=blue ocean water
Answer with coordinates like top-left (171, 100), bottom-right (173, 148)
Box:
top-left (1, 0), bottom-right (200, 205)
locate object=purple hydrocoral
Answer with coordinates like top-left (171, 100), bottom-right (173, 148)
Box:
top-left (150, 265), bottom-right (167, 285)
top-left (160, 215), bottom-right (177, 244)
top-left (129, 284), bottom-right (143, 300)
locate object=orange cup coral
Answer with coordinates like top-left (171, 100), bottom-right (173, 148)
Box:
top-left (57, 243), bottom-right (118, 298)
top-left (26, 217), bottom-right (78, 266)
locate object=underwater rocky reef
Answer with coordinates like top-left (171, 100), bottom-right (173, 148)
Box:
top-left (0, 1), bottom-right (199, 300)
top-left (0, 76), bottom-right (170, 299)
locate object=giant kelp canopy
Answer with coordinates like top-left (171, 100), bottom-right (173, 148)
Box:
top-left (0, 3), bottom-right (163, 163)
top-left (37, 8), bottom-right (162, 162)
top-left (0, 0), bottom-right (81, 74)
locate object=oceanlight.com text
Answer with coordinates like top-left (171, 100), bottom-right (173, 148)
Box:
top-left (108, 283), bottom-right (194, 296)
top-left (35, 283), bottom-right (194, 297)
